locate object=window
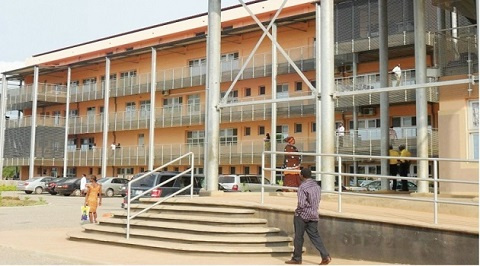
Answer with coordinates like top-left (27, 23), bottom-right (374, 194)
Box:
top-left (101, 74), bottom-right (117, 89)
top-left (244, 127), bottom-right (251, 136)
top-left (138, 134), bottom-right (145, 146)
top-left (163, 97), bottom-right (183, 113)
top-left (117, 168), bottom-right (134, 175)
top-left (221, 52), bottom-right (239, 72)
top-left (312, 122), bottom-right (316, 132)
top-left (258, 126), bottom-right (265, 135)
top-left (220, 90), bottom-right (238, 103)
top-left (220, 128), bottom-right (238, 145)
top-left (120, 70), bottom-right (137, 88)
top-left (276, 125), bottom-right (289, 143)
top-left (69, 109), bottom-right (79, 118)
top-left (277, 84), bottom-right (289, 98)
top-left (82, 77), bottom-right (97, 92)
top-left (468, 100), bottom-right (479, 159)
top-left (187, 130), bottom-right (205, 146)
top-left (125, 102), bottom-right (136, 120)
top-left (259, 86), bottom-right (266, 95)
top-left (244, 166), bottom-right (250, 174)
top-left (295, 81), bottom-right (303, 91)
top-left (187, 94), bottom-right (200, 114)
top-left (189, 58), bottom-right (207, 76)
top-left (53, 111), bottom-right (61, 126)
top-left (218, 167), bottom-right (222, 174)
top-left (245, 87), bottom-right (251, 97)
top-left (230, 167), bottom-right (236, 174)
top-left (140, 100), bottom-right (150, 118)
top-left (294, 123), bottom-right (303, 133)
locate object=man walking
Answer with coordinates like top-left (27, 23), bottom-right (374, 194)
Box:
top-left (398, 144), bottom-right (411, 191)
top-left (389, 145), bottom-right (400, 190)
top-left (80, 174), bottom-right (87, 196)
top-left (285, 168), bottom-right (331, 265)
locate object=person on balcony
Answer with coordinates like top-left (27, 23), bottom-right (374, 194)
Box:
top-left (398, 144), bottom-right (411, 191)
top-left (264, 133), bottom-right (271, 151)
top-left (389, 145), bottom-right (400, 191)
top-left (336, 123), bottom-right (345, 148)
top-left (283, 136), bottom-right (301, 191)
top-left (391, 64), bottom-right (402, 87)
top-left (389, 126), bottom-right (398, 143)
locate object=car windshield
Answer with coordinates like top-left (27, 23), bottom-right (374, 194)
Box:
top-left (219, 176), bottom-right (234, 183)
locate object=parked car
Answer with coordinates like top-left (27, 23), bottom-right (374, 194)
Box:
top-left (55, 177), bottom-right (82, 196)
top-left (98, 177), bottom-right (129, 197)
top-left (218, 174), bottom-right (281, 192)
top-left (16, 177), bottom-right (55, 194)
top-left (365, 180), bottom-right (417, 192)
top-left (45, 177), bottom-right (68, 195)
top-left (122, 171), bottom-right (205, 208)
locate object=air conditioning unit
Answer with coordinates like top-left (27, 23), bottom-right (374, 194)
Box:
top-left (162, 89), bottom-right (170, 96)
top-left (361, 107), bottom-right (376, 115)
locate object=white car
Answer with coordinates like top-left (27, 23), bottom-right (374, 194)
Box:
top-left (16, 177), bottom-right (55, 194)
top-left (98, 177), bottom-right (129, 197)
top-left (218, 174), bottom-right (281, 192)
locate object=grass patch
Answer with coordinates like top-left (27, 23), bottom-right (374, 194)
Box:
top-left (0, 185), bottom-right (17, 191)
top-left (0, 194), bottom-right (47, 207)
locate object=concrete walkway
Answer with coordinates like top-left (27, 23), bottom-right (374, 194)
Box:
top-left (0, 190), bottom-right (477, 264)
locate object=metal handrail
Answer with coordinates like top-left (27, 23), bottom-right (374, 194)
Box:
top-left (126, 152), bottom-right (194, 239)
top-left (261, 151), bottom-right (478, 224)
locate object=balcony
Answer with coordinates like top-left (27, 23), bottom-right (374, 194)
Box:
top-left (2, 127), bottom-right (437, 167)
top-left (7, 83), bottom-right (67, 110)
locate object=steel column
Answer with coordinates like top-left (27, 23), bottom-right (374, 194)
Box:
top-left (271, 23), bottom-right (278, 184)
top-left (149, 48), bottom-right (157, 171)
top-left (315, 2), bottom-right (322, 181)
top-left (29, 66), bottom-right (39, 179)
top-left (321, 0), bottom-right (335, 191)
top-left (63, 68), bottom-right (71, 177)
top-left (379, 0), bottom-right (390, 190)
top-left (0, 75), bottom-right (8, 180)
top-left (205, 0), bottom-right (221, 191)
top-left (436, 7), bottom-right (446, 72)
top-left (352, 53), bottom-right (358, 186)
top-left (101, 58), bottom-right (111, 178)
top-left (414, 0), bottom-right (429, 193)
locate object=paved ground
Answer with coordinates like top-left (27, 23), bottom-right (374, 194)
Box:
top-left (0, 191), bottom-right (387, 265)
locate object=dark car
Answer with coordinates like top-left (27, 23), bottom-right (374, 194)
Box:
top-left (122, 171), bottom-right (205, 207)
top-left (45, 177), bottom-right (68, 195)
top-left (55, 177), bottom-right (82, 196)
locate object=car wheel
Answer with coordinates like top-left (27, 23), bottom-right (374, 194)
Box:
top-left (121, 194), bottom-right (126, 197)
top-left (49, 192), bottom-right (57, 195)
top-left (106, 189), bottom-right (114, 197)
top-left (35, 187), bottom-right (43, 194)
top-left (72, 189), bottom-right (81, 196)
top-left (25, 191), bottom-right (33, 194)
top-left (276, 189), bottom-right (282, 192)
top-left (63, 193), bottom-right (71, 196)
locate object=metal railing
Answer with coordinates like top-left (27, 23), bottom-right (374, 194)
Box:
top-left (126, 152), bottom-right (194, 239)
top-left (260, 151), bottom-right (478, 225)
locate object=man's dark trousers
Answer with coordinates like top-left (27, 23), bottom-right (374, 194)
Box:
top-left (292, 215), bottom-right (329, 261)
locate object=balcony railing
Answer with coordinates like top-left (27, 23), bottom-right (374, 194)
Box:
top-left (5, 115), bottom-right (66, 128)
top-left (2, 128), bottom-right (438, 167)
top-left (7, 83), bottom-right (67, 109)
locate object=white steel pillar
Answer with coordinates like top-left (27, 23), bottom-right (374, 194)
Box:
top-left (101, 58), bottom-right (111, 178)
top-left (321, 0), bottom-right (335, 191)
top-left (29, 66), bottom-right (39, 179)
top-left (315, 2), bottom-right (322, 181)
top-left (379, 0), bottom-right (390, 190)
top-left (63, 68), bottom-right (71, 177)
top-left (414, 0), bottom-right (429, 193)
top-left (149, 48), bottom-right (157, 171)
top-left (0, 75), bottom-right (8, 180)
top-left (205, 0), bottom-right (221, 191)
top-left (270, 23), bottom-right (278, 184)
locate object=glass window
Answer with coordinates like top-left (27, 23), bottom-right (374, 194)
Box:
top-left (258, 126), bottom-right (265, 135)
top-left (140, 100), bottom-right (150, 118)
top-left (295, 82), bottom-right (302, 91)
top-left (245, 87), bottom-right (251, 97)
top-left (294, 123), bottom-right (302, 133)
top-left (244, 127), bottom-right (251, 136)
top-left (220, 128), bottom-right (238, 145)
top-left (187, 130), bottom-right (205, 146)
top-left (259, 86), bottom-right (266, 95)
top-left (187, 94), bottom-right (200, 113)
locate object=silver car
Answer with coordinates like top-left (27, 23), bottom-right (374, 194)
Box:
top-left (16, 177), bottom-right (55, 194)
top-left (218, 174), bottom-right (281, 192)
top-left (98, 177), bottom-right (129, 197)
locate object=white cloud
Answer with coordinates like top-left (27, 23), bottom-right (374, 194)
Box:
top-left (0, 61), bottom-right (26, 74)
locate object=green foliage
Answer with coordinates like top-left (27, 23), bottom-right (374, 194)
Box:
top-left (2, 167), bottom-right (17, 179)
top-left (0, 185), bottom-right (16, 191)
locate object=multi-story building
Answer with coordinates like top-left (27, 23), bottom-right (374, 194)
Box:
top-left (1, 0), bottom-right (477, 195)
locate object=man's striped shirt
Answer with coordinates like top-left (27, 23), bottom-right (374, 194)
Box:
top-left (295, 178), bottom-right (321, 221)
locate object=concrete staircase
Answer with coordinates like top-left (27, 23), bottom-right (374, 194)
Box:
top-left (67, 200), bottom-right (294, 254)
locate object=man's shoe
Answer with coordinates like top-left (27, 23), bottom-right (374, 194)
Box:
top-left (319, 256), bottom-right (331, 265)
top-left (285, 259), bottom-right (302, 264)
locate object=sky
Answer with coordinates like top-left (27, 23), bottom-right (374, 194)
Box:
top-left (0, 0), bottom-right (240, 73)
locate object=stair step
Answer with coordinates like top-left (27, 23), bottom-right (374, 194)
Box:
top-left (97, 217), bottom-right (280, 234)
top-left (111, 210), bottom-right (267, 225)
top-left (128, 203), bottom-right (256, 215)
top-left (83, 223), bottom-right (292, 245)
top-left (68, 229), bottom-right (294, 254)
